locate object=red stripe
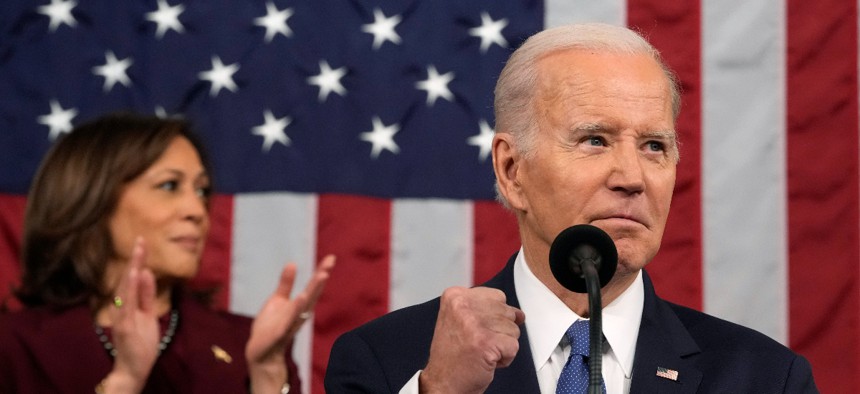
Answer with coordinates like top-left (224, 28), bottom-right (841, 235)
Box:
top-left (627, 1), bottom-right (704, 310)
top-left (0, 193), bottom-right (26, 311)
top-left (191, 194), bottom-right (234, 310)
top-left (786, 1), bottom-right (860, 391)
top-left (473, 200), bottom-right (520, 285)
top-left (311, 193), bottom-right (391, 394)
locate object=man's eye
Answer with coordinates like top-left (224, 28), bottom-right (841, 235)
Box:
top-left (586, 136), bottom-right (605, 146)
top-left (646, 141), bottom-right (665, 152)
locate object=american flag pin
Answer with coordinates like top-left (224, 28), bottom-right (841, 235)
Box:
top-left (656, 367), bottom-right (679, 381)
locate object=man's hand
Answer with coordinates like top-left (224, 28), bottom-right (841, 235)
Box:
top-left (419, 286), bottom-right (525, 394)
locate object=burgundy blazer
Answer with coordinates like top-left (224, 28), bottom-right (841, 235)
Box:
top-left (0, 295), bottom-right (300, 393)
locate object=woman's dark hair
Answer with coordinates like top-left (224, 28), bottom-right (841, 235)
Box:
top-left (15, 112), bottom-right (212, 309)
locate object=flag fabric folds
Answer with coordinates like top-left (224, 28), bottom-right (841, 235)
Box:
top-left (0, 1), bottom-right (856, 392)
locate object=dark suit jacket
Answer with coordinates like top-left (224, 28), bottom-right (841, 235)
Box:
top-left (326, 254), bottom-right (818, 393)
top-left (0, 294), bottom-right (301, 394)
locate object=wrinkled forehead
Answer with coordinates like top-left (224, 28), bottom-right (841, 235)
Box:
top-left (537, 49), bottom-right (670, 91)
top-left (538, 47), bottom-right (679, 118)
top-left (537, 51), bottom-right (673, 111)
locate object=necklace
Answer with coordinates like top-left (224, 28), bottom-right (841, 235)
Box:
top-left (94, 309), bottom-right (180, 357)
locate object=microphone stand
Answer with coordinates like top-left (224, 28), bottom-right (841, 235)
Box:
top-left (576, 256), bottom-right (603, 394)
top-left (550, 224), bottom-right (617, 394)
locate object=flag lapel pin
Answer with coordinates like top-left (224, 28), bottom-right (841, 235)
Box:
top-left (656, 367), bottom-right (679, 381)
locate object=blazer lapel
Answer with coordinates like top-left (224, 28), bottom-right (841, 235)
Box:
top-left (478, 257), bottom-right (706, 393)
top-left (483, 253), bottom-right (542, 394)
top-left (25, 306), bottom-right (113, 391)
top-left (630, 271), bottom-right (702, 393)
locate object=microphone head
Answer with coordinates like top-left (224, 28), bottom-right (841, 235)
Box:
top-left (549, 224), bottom-right (618, 293)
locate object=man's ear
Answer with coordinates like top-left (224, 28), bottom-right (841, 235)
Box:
top-left (492, 133), bottom-right (526, 211)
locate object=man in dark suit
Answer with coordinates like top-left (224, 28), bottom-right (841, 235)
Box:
top-left (325, 23), bottom-right (818, 393)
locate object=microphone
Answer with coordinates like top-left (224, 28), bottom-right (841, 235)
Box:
top-left (549, 224), bottom-right (618, 394)
top-left (549, 224), bottom-right (618, 293)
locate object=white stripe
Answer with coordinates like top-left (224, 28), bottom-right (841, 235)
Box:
top-left (702, 0), bottom-right (787, 343)
top-left (390, 199), bottom-right (473, 311)
top-left (230, 192), bottom-right (318, 394)
top-left (545, 0), bottom-right (626, 28)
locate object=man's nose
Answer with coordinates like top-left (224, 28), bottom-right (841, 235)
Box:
top-left (607, 143), bottom-right (645, 194)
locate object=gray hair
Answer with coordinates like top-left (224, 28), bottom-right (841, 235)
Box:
top-left (493, 23), bottom-right (681, 207)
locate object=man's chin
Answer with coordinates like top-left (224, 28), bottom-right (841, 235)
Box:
top-left (614, 244), bottom-right (653, 273)
top-left (613, 261), bottom-right (644, 278)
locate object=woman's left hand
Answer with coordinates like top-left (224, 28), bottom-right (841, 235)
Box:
top-left (245, 255), bottom-right (336, 393)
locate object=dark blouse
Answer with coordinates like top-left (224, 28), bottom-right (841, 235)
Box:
top-left (0, 295), bottom-right (300, 393)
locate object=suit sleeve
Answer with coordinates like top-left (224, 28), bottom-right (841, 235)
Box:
top-left (783, 354), bottom-right (819, 393)
top-left (325, 330), bottom-right (401, 394)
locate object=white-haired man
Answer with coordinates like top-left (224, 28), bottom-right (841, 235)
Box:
top-left (326, 23), bottom-right (817, 393)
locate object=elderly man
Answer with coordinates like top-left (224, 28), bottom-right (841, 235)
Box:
top-left (325, 23), bottom-right (817, 393)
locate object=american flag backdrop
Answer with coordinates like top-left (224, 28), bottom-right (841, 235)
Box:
top-left (0, 0), bottom-right (856, 392)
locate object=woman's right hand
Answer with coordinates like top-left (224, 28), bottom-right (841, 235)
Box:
top-left (99, 237), bottom-right (160, 393)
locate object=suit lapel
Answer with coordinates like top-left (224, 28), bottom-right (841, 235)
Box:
top-left (630, 271), bottom-right (702, 393)
top-left (483, 254), bottom-right (542, 394)
top-left (478, 257), bottom-right (706, 393)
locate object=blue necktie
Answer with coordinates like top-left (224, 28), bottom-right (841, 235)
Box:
top-left (556, 320), bottom-right (606, 394)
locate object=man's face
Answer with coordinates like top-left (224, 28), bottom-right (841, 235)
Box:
top-left (506, 49), bottom-right (677, 276)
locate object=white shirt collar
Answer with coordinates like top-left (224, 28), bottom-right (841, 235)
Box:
top-left (513, 247), bottom-right (643, 378)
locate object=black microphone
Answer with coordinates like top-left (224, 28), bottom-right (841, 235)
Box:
top-left (549, 224), bottom-right (618, 293)
top-left (549, 224), bottom-right (618, 394)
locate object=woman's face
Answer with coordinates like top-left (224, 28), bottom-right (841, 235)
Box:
top-left (109, 136), bottom-right (210, 280)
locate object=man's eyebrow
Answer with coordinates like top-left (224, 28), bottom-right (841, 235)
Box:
top-left (570, 122), bottom-right (612, 133)
top-left (567, 125), bottom-right (677, 144)
top-left (643, 130), bottom-right (677, 141)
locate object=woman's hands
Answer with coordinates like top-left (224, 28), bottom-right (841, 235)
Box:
top-left (100, 237), bottom-right (159, 394)
top-left (95, 239), bottom-right (336, 394)
top-left (245, 255), bottom-right (336, 393)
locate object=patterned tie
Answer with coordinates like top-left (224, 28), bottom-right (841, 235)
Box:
top-left (556, 320), bottom-right (606, 394)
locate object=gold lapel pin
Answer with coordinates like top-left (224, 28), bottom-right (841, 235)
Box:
top-left (211, 345), bottom-right (233, 364)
